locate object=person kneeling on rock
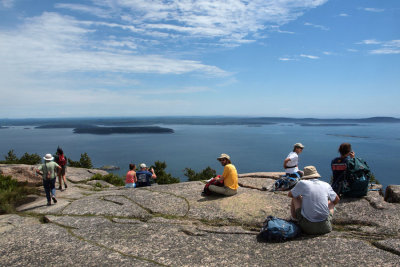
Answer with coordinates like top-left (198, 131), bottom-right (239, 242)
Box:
top-left (288, 166), bottom-right (340, 235)
top-left (205, 153), bottom-right (238, 196)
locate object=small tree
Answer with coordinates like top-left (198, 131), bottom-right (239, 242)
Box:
top-left (79, 152), bottom-right (93, 169)
top-left (184, 166), bottom-right (216, 181)
top-left (68, 152), bottom-right (93, 168)
top-left (4, 150), bottom-right (19, 164)
top-left (19, 152), bottom-right (41, 165)
top-left (151, 161), bottom-right (180, 184)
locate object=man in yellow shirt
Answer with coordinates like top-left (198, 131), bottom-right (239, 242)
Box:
top-left (209, 153), bottom-right (238, 196)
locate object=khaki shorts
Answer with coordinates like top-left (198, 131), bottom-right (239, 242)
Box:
top-left (296, 208), bottom-right (333, 235)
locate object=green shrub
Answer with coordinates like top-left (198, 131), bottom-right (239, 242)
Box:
top-left (184, 166), bottom-right (216, 181)
top-left (0, 174), bottom-right (38, 214)
top-left (89, 173), bottom-right (125, 186)
top-left (0, 150), bottom-right (41, 165)
top-left (151, 161), bottom-right (180, 184)
top-left (68, 152), bottom-right (93, 169)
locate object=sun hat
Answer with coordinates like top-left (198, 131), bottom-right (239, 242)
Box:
top-left (43, 153), bottom-right (54, 161)
top-left (140, 163), bottom-right (147, 168)
top-left (302, 166), bottom-right (321, 179)
top-left (294, 143), bottom-right (305, 149)
top-left (217, 153), bottom-right (230, 161)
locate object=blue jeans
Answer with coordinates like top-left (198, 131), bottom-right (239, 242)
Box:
top-left (43, 178), bottom-right (56, 203)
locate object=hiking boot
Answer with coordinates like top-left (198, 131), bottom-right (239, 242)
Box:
top-left (58, 186), bottom-right (62, 190)
top-left (52, 196), bottom-right (57, 204)
top-left (47, 202), bottom-right (51, 206)
top-left (64, 183), bottom-right (67, 189)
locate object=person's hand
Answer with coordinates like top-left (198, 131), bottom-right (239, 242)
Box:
top-left (349, 151), bottom-right (355, 158)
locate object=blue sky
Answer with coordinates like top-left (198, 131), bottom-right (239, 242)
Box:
top-left (0, 0), bottom-right (399, 118)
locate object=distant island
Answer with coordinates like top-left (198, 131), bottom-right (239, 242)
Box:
top-left (1, 116), bottom-right (399, 127)
top-left (298, 123), bottom-right (360, 127)
top-left (73, 126), bottom-right (174, 135)
top-left (326, 134), bottom-right (370, 139)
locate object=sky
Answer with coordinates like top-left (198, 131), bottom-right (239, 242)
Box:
top-left (0, 0), bottom-right (399, 119)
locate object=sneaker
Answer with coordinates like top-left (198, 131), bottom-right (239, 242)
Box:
top-left (52, 196), bottom-right (57, 204)
top-left (47, 202), bottom-right (51, 206)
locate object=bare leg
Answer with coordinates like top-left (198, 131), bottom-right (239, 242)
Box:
top-left (291, 196), bottom-right (302, 219)
top-left (58, 175), bottom-right (63, 189)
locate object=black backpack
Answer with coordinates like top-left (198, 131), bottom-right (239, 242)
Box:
top-left (332, 157), bottom-right (371, 197)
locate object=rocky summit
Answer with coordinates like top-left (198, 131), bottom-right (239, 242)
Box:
top-left (1, 165), bottom-right (400, 266)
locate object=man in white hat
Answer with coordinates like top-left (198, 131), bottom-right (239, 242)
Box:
top-left (283, 143), bottom-right (305, 178)
top-left (36, 153), bottom-right (61, 206)
top-left (208, 153), bottom-right (238, 196)
top-left (288, 166), bottom-right (340, 235)
top-left (135, 163), bottom-right (157, 187)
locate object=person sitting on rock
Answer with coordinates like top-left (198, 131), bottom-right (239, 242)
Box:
top-left (36, 153), bottom-right (62, 206)
top-left (135, 163), bottom-right (156, 187)
top-left (283, 143), bottom-right (304, 178)
top-left (125, 163), bottom-right (137, 188)
top-left (331, 143), bottom-right (355, 194)
top-left (208, 153), bottom-right (238, 196)
top-left (288, 166), bottom-right (340, 235)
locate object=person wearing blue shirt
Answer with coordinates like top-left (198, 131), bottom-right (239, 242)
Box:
top-left (135, 163), bottom-right (157, 187)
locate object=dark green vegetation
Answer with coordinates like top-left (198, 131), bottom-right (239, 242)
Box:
top-left (150, 161), bottom-right (180, 184)
top-left (89, 173), bottom-right (125, 186)
top-left (184, 166), bottom-right (217, 181)
top-left (68, 152), bottom-right (93, 169)
top-left (0, 174), bottom-right (38, 214)
top-left (0, 150), bottom-right (41, 165)
top-left (73, 126), bottom-right (174, 135)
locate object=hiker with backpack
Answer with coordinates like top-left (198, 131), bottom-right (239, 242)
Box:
top-left (283, 143), bottom-right (305, 178)
top-left (288, 166), bottom-right (340, 235)
top-left (54, 147), bottom-right (68, 190)
top-left (36, 153), bottom-right (62, 206)
top-left (203, 153), bottom-right (238, 196)
top-left (331, 143), bottom-right (371, 197)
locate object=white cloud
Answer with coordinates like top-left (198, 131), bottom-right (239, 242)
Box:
top-left (304, 22), bottom-right (329, 31)
top-left (338, 13), bottom-right (348, 17)
top-left (358, 39), bottom-right (400, 55)
top-left (0, 12), bottom-right (227, 76)
top-left (300, 54), bottom-right (319, 59)
top-left (359, 39), bottom-right (381, 45)
top-left (1, 0), bottom-right (15, 8)
top-left (362, 7), bottom-right (385, 13)
top-left (55, 3), bottom-right (111, 18)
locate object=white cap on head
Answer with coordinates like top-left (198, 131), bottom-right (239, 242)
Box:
top-left (140, 163), bottom-right (147, 168)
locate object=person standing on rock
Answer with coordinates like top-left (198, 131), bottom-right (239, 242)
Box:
top-left (283, 143), bottom-right (305, 177)
top-left (288, 166), bottom-right (340, 235)
top-left (36, 153), bottom-right (61, 206)
top-left (125, 163), bottom-right (137, 188)
top-left (135, 163), bottom-right (156, 187)
top-left (54, 147), bottom-right (68, 190)
top-left (208, 153), bottom-right (238, 196)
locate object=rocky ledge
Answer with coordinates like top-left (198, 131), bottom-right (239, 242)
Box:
top-left (1, 166), bottom-right (400, 266)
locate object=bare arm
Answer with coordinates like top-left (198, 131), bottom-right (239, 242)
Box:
top-left (332, 194), bottom-right (340, 205)
top-left (283, 158), bottom-right (290, 169)
top-left (150, 168), bottom-right (157, 179)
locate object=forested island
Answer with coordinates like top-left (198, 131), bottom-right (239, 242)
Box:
top-left (73, 126), bottom-right (174, 135)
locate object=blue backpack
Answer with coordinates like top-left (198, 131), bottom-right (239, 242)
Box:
top-left (273, 173), bottom-right (300, 191)
top-left (260, 216), bottom-right (301, 241)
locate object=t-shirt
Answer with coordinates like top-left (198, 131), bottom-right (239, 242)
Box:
top-left (126, 170), bottom-right (136, 184)
top-left (290, 179), bottom-right (337, 222)
top-left (38, 161), bottom-right (60, 179)
top-left (222, 164), bottom-right (238, 190)
top-left (285, 152), bottom-right (299, 173)
top-left (136, 170), bottom-right (153, 187)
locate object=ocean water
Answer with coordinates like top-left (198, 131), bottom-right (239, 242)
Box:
top-left (0, 123), bottom-right (399, 188)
